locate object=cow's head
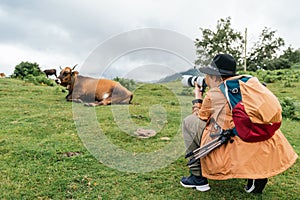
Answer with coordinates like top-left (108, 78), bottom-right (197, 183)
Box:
top-left (56, 64), bottom-right (78, 87)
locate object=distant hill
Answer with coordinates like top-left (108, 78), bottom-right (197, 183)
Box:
top-left (157, 68), bottom-right (202, 83)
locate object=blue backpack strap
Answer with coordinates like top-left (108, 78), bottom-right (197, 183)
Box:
top-left (219, 76), bottom-right (252, 136)
top-left (232, 127), bottom-right (239, 136)
top-left (220, 76), bottom-right (252, 109)
top-left (219, 79), bottom-right (240, 110)
top-left (240, 76), bottom-right (251, 83)
top-left (219, 83), bottom-right (238, 136)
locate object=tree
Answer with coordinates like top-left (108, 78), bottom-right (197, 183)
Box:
top-left (280, 46), bottom-right (300, 64)
top-left (264, 57), bottom-right (291, 70)
top-left (247, 27), bottom-right (285, 71)
top-left (195, 17), bottom-right (244, 67)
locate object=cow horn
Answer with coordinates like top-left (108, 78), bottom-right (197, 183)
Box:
top-left (59, 66), bottom-right (62, 70)
top-left (72, 64), bottom-right (78, 70)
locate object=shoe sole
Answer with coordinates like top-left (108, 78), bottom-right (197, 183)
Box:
top-left (196, 185), bottom-right (211, 192)
top-left (245, 180), bottom-right (255, 193)
top-left (180, 181), bottom-right (211, 192)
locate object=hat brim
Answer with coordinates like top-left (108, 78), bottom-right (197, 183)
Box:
top-left (199, 65), bottom-right (221, 75)
top-left (199, 65), bottom-right (236, 76)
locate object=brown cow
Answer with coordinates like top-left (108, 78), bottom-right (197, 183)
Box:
top-left (56, 65), bottom-right (133, 106)
top-left (43, 69), bottom-right (57, 78)
top-left (0, 73), bottom-right (5, 78)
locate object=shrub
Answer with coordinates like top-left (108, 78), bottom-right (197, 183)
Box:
top-left (282, 80), bottom-right (295, 88)
top-left (12, 61), bottom-right (44, 78)
top-left (263, 75), bottom-right (276, 83)
top-left (280, 97), bottom-right (297, 119)
top-left (264, 58), bottom-right (291, 70)
top-left (23, 74), bottom-right (56, 86)
top-left (11, 61), bottom-right (56, 86)
top-left (113, 77), bottom-right (137, 91)
top-left (292, 62), bottom-right (300, 69)
top-left (243, 69), bottom-right (300, 84)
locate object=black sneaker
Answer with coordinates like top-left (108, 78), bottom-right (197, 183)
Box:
top-left (180, 174), bottom-right (210, 192)
top-left (245, 178), bottom-right (268, 194)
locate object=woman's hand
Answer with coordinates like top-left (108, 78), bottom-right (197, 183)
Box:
top-left (194, 82), bottom-right (203, 99)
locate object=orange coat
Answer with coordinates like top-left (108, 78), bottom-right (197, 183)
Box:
top-left (193, 80), bottom-right (298, 180)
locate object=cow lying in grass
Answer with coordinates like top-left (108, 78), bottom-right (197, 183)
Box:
top-left (56, 65), bottom-right (133, 106)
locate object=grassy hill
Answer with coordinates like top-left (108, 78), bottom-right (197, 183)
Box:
top-left (0, 77), bottom-right (299, 199)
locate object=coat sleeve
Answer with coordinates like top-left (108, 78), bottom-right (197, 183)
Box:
top-left (192, 92), bottom-right (212, 121)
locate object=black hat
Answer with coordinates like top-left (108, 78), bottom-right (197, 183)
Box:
top-left (199, 54), bottom-right (236, 76)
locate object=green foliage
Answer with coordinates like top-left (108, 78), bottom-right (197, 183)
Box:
top-left (24, 74), bottom-right (57, 86)
top-left (280, 46), bottom-right (300, 64)
top-left (263, 75), bottom-right (276, 83)
top-left (264, 58), bottom-right (291, 70)
top-left (247, 27), bottom-right (285, 71)
top-left (11, 61), bottom-right (56, 86)
top-left (113, 76), bottom-right (137, 91)
top-left (195, 18), bottom-right (299, 72)
top-left (242, 69), bottom-right (300, 84)
top-left (12, 61), bottom-right (44, 78)
top-left (282, 80), bottom-right (295, 88)
top-left (195, 17), bottom-right (244, 66)
top-left (280, 97), bottom-right (297, 119)
top-left (292, 62), bottom-right (300, 69)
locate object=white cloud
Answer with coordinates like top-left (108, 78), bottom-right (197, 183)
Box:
top-left (0, 0), bottom-right (299, 78)
top-left (0, 44), bottom-right (80, 75)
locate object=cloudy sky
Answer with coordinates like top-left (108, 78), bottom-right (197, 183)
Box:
top-left (0, 0), bottom-right (299, 81)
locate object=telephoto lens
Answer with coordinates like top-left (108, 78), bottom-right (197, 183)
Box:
top-left (181, 75), bottom-right (206, 88)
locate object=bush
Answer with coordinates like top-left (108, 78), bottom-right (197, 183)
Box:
top-left (113, 77), bottom-right (137, 91)
top-left (246, 58), bottom-right (292, 72)
top-left (11, 61), bottom-right (56, 86)
top-left (242, 69), bottom-right (300, 84)
top-left (12, 62), bottom-right (44, 78)
top-left (261, 58), bottom-right (291, 71)
top-left (280, 97), bottom-right (297, 119)
top-left (292, 62), bottom-right (300, 69)
top-left (263, 75), bottom-right (276, 83)
top-left (282, 80), bottom-right (295, 88)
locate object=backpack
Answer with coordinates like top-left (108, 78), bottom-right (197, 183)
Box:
top-left (219, 75), bottom-right (282, 142)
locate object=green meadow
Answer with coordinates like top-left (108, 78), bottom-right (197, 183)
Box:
top-left (0, 72), bottom-right (299, 199)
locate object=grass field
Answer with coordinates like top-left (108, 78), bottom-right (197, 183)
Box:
top-left (0, 77), bottom-right (299, 199)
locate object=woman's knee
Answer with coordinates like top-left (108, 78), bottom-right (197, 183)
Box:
top-left (183, 115), bottom-right (205, 130)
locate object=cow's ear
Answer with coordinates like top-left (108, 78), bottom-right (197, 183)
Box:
top-left (72, 71), bottom-right (79, 77)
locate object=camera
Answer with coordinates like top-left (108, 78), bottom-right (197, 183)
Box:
top-left (181, 75), bottom-right (207, 91)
